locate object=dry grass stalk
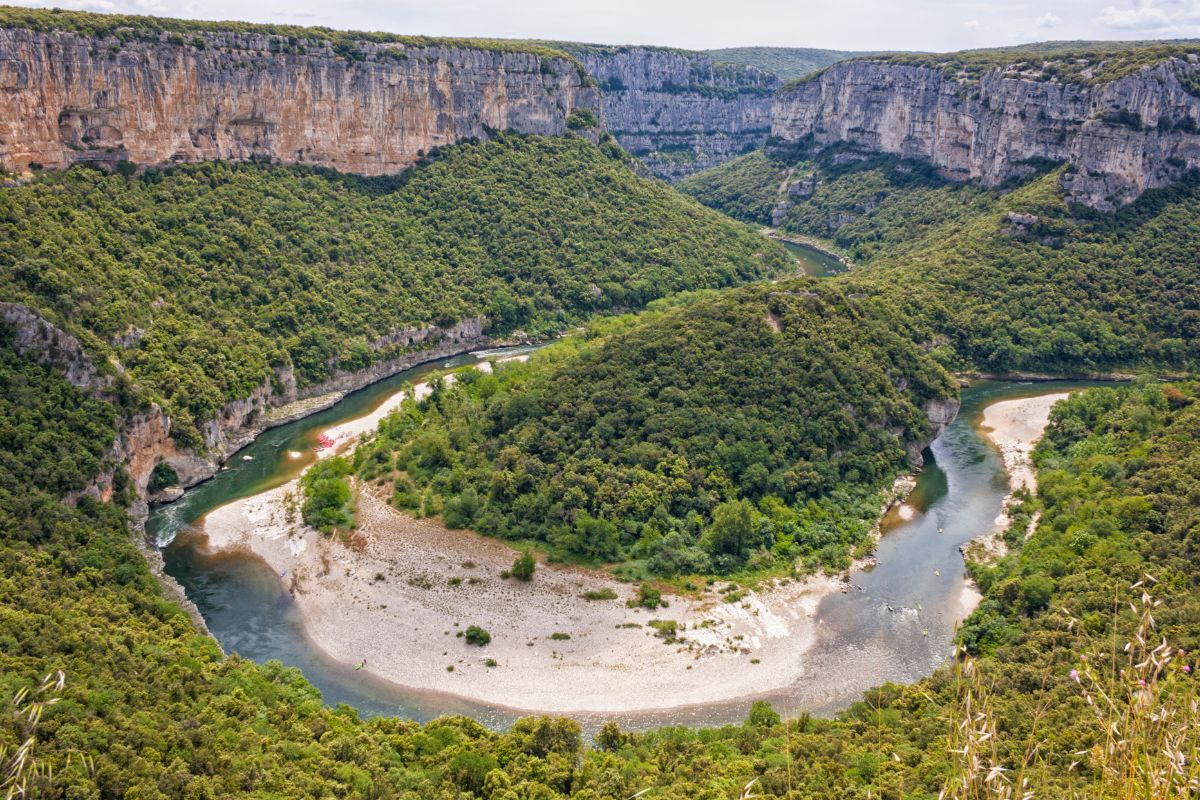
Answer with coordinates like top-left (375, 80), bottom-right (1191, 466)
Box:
top-left (1068, 576), bottom-right (1200, 800)
top-left (0, 671), bottom-right (66, 800)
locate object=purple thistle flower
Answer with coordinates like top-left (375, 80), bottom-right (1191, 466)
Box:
top-left (1070, 669), bottom-right (1080, 683)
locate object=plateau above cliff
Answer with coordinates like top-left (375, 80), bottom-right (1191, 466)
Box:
top-left (704, 46), bottom-right (864, 81)
top-left (771, 44), bottom-right (1200, 210)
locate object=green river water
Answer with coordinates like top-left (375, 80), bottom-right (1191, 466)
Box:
top-left (148, 357), bottom-right (1106, 730)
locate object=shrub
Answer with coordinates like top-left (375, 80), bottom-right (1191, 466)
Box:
top-left (511, 551), bottom-right (536, 581)
top-left (299, 456), bottom-right (355, 533)
top-left (628, 584), bottom-right (664, 609)
top-left (464, 626), bottom-right (491, 646)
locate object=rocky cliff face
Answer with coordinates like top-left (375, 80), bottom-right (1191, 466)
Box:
top-left (577, 47), bottom-right (777, 181)
top-left (2, 302), bottom-right (490, 513)
top-left (0, 27), bottom-right (600, 174)
top-left (772, 57), bottom-right (1200, 209)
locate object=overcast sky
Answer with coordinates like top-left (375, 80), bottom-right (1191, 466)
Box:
top-left (12, 0), bottom-right (1200, 52)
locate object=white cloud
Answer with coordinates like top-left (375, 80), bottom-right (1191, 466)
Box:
top-left (1100, 0), bottom-right (1200, 32)
top-left (964, 18), bottom-right (981, 29)
top-left (1037, 12), bottom-right (1062, 27)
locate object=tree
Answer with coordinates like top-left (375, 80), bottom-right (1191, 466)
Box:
top-left (747, 700), bottom-right (781, 728)
top-left (703, 499), bottom-right (758, 560)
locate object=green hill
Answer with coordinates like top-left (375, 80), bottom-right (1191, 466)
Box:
top-left (355, 282), bottom-right (956, 576)
top-left (0, 134), bottom-right (789, 446)
top-left (680, 148), bottom-right (1200, 374)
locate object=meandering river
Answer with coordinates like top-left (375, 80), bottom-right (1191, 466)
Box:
top-left (149, 360), bottom-right (1103, 730)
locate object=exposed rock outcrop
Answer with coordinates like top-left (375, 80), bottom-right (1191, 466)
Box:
top-left (908, 396), bottom-right (961, 467)
top-left (771, 57), bottom-right (1200, 209)
top-left (0, 27), bottom-right (599, 174)
top-left (1, 302), bottom-right (490, 511)
top-left (1, 301), bottom-right (113, 395)
top-left (575, 47), bottom-right (777, 181)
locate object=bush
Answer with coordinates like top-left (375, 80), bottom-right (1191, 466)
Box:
top-left (464, 625), bottom-right (491, 646)
top-left (511, 551), bottom-right (536, 581)
top-left (628, 584), bottom-right (664, 610)
top-left (566, 107), bottom-right (599, 130)
top-left (582, 588), bottom-right (618, 601)
top-left (299, 457), bottom-right (355, 533)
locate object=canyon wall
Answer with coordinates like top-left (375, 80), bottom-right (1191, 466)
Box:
top-left (771, 57), bottom-right (1200, 209)
top-left (0, 27), bottom-right (600, 175)
top-left (575, 47), bottom-right (778, 181)
top-left (2, 302), bottom-right (490, 511)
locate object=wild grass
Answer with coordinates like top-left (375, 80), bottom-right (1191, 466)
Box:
top-left (1, 671), bottom-right (90, 800)
top-left (941, 578), bottom-right (1199, 799)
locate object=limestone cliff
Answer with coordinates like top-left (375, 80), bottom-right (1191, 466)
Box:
top-left (0, 27), bottom-right (600, 174)
top-left (771, 57), bottom-right (1200, 209)
top-left (574, 47), bottom-right (777, 181)
top-left (2, 302), bottom-right (490, 512)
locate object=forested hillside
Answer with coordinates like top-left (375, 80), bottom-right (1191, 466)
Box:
top-left (1, 135), bottom-right (789, 446)
top-left (680, 148), bottom-right (1200, 374)
top-left (1, 13), bottom-right (1198, 796)
top-left (354, 282), bottom-right (957, 576)
top-left (4, 323), bottom-right (1195, 795)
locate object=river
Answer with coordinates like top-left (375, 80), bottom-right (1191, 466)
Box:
top-left (149, 364), bottom-right (1104, 730)
top-left (780, 240), bottom-right (846, 277)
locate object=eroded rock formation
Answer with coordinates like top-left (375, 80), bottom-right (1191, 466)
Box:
top-left (0, 27), bottom-right (600, 174)
top-left (771, 57), bottom-right (1200, 209)
top-left (576, 47), bottom-right (777, 181)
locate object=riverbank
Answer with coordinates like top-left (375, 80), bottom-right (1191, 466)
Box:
top-left (196, 358), bottom-right (851, 714)
top-left (763, 229), bottom-right (852, 268)
top-left (966, 391), bottom-right (1071, 562)
top-left (190, 379), bottom-right (1072, 716)
top-left (204, 484), bottom-right (842, 714)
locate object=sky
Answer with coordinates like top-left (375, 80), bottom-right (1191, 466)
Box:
top-left (11, 0), bottom-right (1200, 52)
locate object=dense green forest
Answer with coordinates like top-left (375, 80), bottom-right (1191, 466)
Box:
top-left (1, 134), bottom-right (790, 447)
top-left (681, 147), bottom-right (1200, 374)
top-left (353, 282), bottom-right (956, 576)
top-left (4, 321), bottom-right (1196, 796)
top-left (676, 150), bottom-right (791, 225)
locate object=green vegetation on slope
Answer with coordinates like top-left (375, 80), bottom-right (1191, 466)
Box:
top-left (681, 147), bottom-right (1200, 374)
top-left (855, 39), bottom-right (1200, 85)
top-left (355, 282), bottom-right (956, 576)
top-left (0, 6), bottom-right (582, 68)
top-left (5, 319), bottom-right (1197, 796)
top-left (704, 46), bottom-right (866, 80)
top-left (0, 134), bottom-right (789, 447)
top-left (676, 150), bottom-right (788, 225)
